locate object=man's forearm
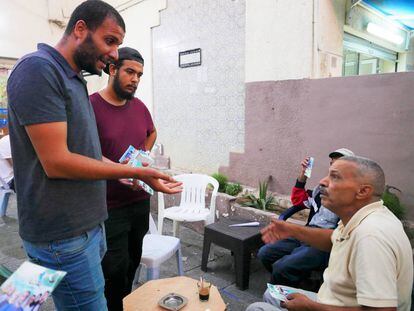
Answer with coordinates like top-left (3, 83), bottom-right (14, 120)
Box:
top-left (44, 151), bottom-right (146, 180)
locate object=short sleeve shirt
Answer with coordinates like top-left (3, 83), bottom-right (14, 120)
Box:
top-left (7, 44), bottom-right (107, 242)
top-left (317, 201), bottom-right (413, 310)
top-left (90, 93), bottom-right (154, 209)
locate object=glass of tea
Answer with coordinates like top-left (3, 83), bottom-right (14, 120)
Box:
top-left (197, 278), bottom-right (211, 301)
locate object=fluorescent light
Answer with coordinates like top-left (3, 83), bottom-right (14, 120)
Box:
top-left (389, 14), bottom-right (414, 20)
top-left (367, 22), bottom-right (404, 45)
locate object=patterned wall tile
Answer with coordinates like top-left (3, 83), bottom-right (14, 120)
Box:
top-left (153, 0), bottom-right (246, 174)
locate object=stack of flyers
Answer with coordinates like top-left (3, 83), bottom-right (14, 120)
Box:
top-left (267, 283), bottom-right (296, 302)
top-left (0, 261), bottom-right (66, 310)
top-left (119, 145), bottom-right (154, 195)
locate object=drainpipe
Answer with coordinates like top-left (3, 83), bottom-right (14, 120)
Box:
top-left (312, 0), bottom-right (319, 78)
top-left (404, 31), bottom-right (412, 51)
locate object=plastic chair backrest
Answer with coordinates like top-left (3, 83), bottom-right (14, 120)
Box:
top-left (148, 213), bottom-right (160, 235)
top-left (174, 174), bottom-right (219, 209)
top-left (0, 177), bottom-right (10, 190)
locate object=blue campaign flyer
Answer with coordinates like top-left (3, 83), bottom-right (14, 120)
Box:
top-left (0, 261), bottom-right (66, 310)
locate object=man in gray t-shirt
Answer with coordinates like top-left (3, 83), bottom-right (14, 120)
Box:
top-left (7, 1), bottom-right (180, 310)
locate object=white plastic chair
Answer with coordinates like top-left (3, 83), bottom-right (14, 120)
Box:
top-left (135, 214), bottom-right (184, 281)
top-left (158, 174), bottom-right (219, 237)
top-left (0, 177), bottom-right (13, 217)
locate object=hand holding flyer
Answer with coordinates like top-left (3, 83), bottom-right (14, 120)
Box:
top-left (119, 145), bottom-right (155, 195)
top-left (267, 283), bottom-right (296, 302)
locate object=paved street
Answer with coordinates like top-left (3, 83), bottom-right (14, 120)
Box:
top-left (1, 193), bottom-right (268, 310)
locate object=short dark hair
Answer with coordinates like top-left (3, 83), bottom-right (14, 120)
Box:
top-left (64, 0), bottom-right (125, 36)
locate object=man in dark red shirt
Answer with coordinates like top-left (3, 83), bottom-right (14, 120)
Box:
top-left (90, 47), bottom-right (156, 311)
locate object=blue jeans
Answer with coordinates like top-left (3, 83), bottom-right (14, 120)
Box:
top-left (22, 225), bottom-right (107, 311)
top-left (257, 237), bottom-right (329, 286)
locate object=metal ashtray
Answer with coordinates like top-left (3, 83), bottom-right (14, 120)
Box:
top-left (158, 293), bottom-right (188, 310)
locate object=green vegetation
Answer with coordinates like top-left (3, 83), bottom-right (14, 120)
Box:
top-left (382, 185), bottom-right (406, 220)
top-left (225, 183), bottom-right (243, 196)
top-left (211, 173), bottom-right (243, 196)
top-left (241, 180), bottom-right (277, 211)
top-left (211, 173), bottom-right (228, 192)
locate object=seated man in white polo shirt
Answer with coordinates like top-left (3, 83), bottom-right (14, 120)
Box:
top-left (247, 156), bottom-right (413, 311)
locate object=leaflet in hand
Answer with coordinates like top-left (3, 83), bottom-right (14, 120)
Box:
top-left (304, 157), bottom-right (314, 178)
top-left (0, 261), bottom-right (66, 310)
top-left (119, 145), bottom-right (154, 195)
top-left (267, 283), bottom-right (296, 302)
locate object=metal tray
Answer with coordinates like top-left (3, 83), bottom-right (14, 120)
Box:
top-left (158, 293), bottom-right (188, 311)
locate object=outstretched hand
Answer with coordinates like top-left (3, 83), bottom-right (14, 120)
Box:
top-left (261, 219), bottom-right (295, 244)
top-left (136, 167), bottom-right (182, 194)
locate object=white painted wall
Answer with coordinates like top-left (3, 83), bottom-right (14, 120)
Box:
top-left (87, 0), bottom-right (167, 113)
top-left (0, 0), bottom-right (165, 115)
top-left (245, 0), bottom-right (346, 82)
top-left (0, 0), bottom-right (63, 59)
top-left (316, 0), bottom-right (346, 78)
top-left (245, 0), bottom-right (314, 82)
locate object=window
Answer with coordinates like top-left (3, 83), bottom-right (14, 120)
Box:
top-left (342, 33), bottom-right (397, 76)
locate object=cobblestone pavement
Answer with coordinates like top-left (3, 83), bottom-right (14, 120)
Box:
top-left (1, 193), bottom-right (268, 310)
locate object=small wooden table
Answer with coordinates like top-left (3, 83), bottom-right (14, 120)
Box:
top-left (201, 217), bottom-right (265, 290)
top-left (123, 276), bottom-right (226, 311)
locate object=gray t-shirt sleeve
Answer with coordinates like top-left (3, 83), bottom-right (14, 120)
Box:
top-left (8, 57), bottom-right (67, 126)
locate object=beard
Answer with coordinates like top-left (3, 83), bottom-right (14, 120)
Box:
top-left (73, 34), bottom-right (106, 76)
top-left (113, 71), bottom-right (136, 100)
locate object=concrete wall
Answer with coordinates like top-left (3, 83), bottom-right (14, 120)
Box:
top-left (245, 0), bottom-right (346, 82)
top-left (0, 0), bottom-right (165, 108)
top-left (0, 1), bottom-right (63, 58)
top-left (152, 0), bottom-right (246, 173)
top-left (245, 0), bottom-right (313, 82)
top-left (316, 0), bottom-right (346, 78)
top-left (86, 0), bottom-right (167, 111)
top-left (220, 72), bottom-right (414, 219)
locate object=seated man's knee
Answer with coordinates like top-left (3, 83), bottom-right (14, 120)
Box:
top-left (272, 258), bottom-right (292, 275)
top-left (257, 245), bottom-right (274, 272)
top-left (257, 245), bottom-right (268, 261)
top-left (246, 302), bottom-right (280, 311)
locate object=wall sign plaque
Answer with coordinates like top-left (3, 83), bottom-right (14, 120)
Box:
top-left (179, 48), bottom-right (201, 68)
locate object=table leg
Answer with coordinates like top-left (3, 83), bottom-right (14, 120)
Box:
top-left (201, 233), bottom-right (212, 272)
top-left (234, 247), bottom-right (250, 290)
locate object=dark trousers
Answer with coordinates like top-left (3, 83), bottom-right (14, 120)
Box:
top-left (102, 200), bottom-right (150, 311)
top-left (257, 237), bottom-right (330, 287)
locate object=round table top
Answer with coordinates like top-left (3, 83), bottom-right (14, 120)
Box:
top-left (123, 276), bottom-right (226, 311)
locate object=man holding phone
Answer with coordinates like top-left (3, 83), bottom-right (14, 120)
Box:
top-left (257, 148), bottom-right (354, 288)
